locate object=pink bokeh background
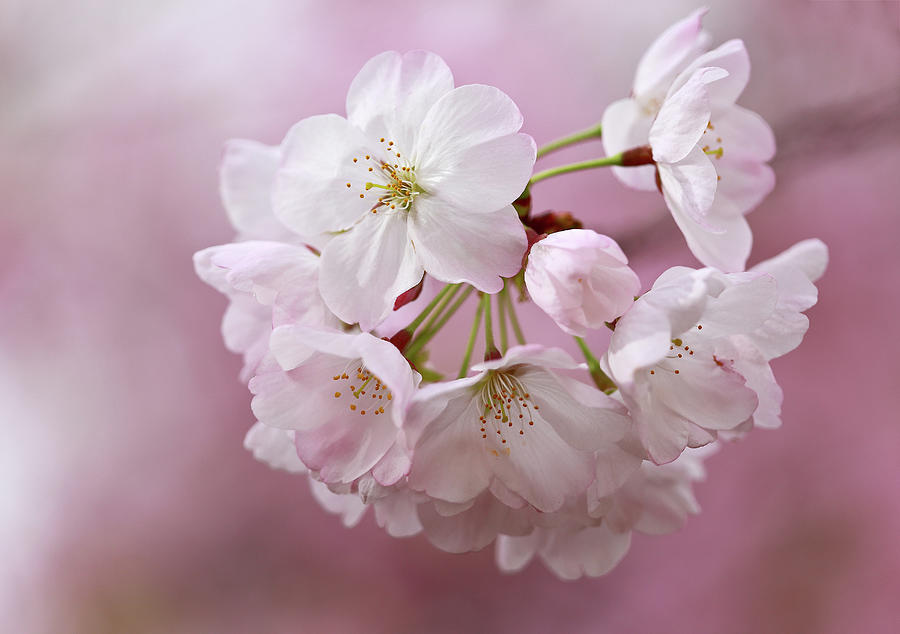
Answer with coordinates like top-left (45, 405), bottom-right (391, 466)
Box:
top-left (2, 1), bottom-right (899, 632)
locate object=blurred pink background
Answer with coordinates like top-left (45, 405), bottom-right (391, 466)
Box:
top-left (2, 1), bottom-right (899, 632)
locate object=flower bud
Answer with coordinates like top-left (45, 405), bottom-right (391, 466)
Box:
top-left (524, 230), bottom-right (641, 336)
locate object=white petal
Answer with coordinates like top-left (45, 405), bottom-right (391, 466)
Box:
top-left (713, 105), bottom-right (775, 162)
top-left (650, 67), bottom-right (728, 164)
top-left (633, 8), bottom-right (709, 102)
top-left (408, 201), bottom-right (526, 292)
top-left (658, 145), bottom-right (719, 224)
top-left (495, 533), bottom-right (540, 573)
top-left (309, 480), bottom-right (368, 528)
top-left (318, 211), bottom-right (423, 330)
top-left (408, 397), bottom-right (493, 504)
top-left (601, 98), bottom-right (658, 191)
top-left (670, 40), bottom-right (750, 114)
top-left (346, 50), bottom-right (454, 152)
top-left (415, 133), bottom-right (535, 213)
top-left (243, 423), bottom-right (306, 473)
top-left (699, 272), bottom-right (779, 338)
top-left (540, 525), bottom-right (632, 579)
top-left (414, 84), bottom-right (525, 181)
top-left (273, 114), bottom-right (377, 235)
top-left (669, 195), bottom-right (753, 272)
top-left (219, 139), bottom-right (294, 240)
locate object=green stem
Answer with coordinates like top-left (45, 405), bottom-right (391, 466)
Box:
top-left (498, 285), bottom-right (509, 354)
top-left (415, 284), bottom-right (461, 340)
top-left (458, 297), bottom-right (485, 379)
top-left (482, 293), bottom-right (496, 355)
top-left (574, 336), bottom-right (617, 393)
top-left (536, 123), bottom-right (603, 159)
top-left (405, 285), bottom-right (475, 359)
top-left (504, 290), bottom-right (526, 345)
top-left (405, 283), bottom-right (458, 335)
top-left (529, 153), bottom-right (624, 186)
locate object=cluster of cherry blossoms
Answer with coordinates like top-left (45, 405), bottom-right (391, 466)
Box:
top-left (194, 9), bottom-right (827, 579)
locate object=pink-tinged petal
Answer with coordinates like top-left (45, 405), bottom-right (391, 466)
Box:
top-left (318, 210), bottom-right (423, 330)
top-left (725, 336), bottom-right (783, 429)
top-left (633, 8), bottom-right (709, 101)
top-left (219, 139), bottom-right (295, 240)
top-left (715, 158), bottom-right (775, 214)
top-left (243, 423), bottom-right (306, 473)
top-left (309, 480), bottom-right (367, 528)
top-left (355, 334), bottom-right (421, 427)
top-left (713, 105), bottom-right (775, 162)
top-left (602, 98), bottom-right (658, 191)
top-left (408, 201), bottom-right (526, 293)
top-left (540, 525), bottom-right (632, 580)
top-left (631, 390), bottom-right (695, 465)
top-left (650, 67), bottom-right (728, 164)
top-left (516, 367), bottom-right (629, 449)
top-left (749, 239), bottom-right (827, 359)
top-left (699, 272), bottom-right (778, 338)
top-left (416, 133), bottom-right (535, 213)
top-left (418, 494), bottom-right (532, 554)
top-left (590, 440), bottom-right (644, 500)
top-left (295, 408), bottom-right (399, 484)
top-left (221, 298), bottom-right (270, 381)
top-left (372, 443), bottom-right (412, 486)
top-left (373, 489), bottom-right (423, 537)
top-left (669, 194), bottom-right (753, 272)
top-left (489, 478), bottom-right (527, 509)
top-left (273, 114), bottom-right (376, 236)
top-left (268, 325), bottom-right (359, 370)
top-left (649, 344), bottom-right (758, 432)
top-left (754, 238), bottom-right (828, 285)
top-left (495, 532), bottom-right (541, 573)
top-left (489, 415), bottom-right (596, 512)
top-left (249, 355), bottom-right (348, 431)
top-left (658, 146), bottom-right (719, 224)
top-left (408, 397), bottom-right (493, 503)
top-left (346, 50), bottom-right (454, 151)
top-left (671, 39), bottom-right (750, 114)
top-left (414, 84), bottom-right (525, 179)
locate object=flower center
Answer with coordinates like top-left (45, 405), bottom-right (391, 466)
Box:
top-left (646, 324), bottom-right (717, 377)
top-left (331, 361), bottom-right (391, 416)
top-left (702, 121), bottom-right (724, 163)
top-left (476, 370), bottom-right (540, 455)
top-left (347, 138), bottom-right (422, 214)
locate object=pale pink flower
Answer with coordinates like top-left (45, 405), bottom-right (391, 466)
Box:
top-left (605, 240), bottom-right (826, 462)
top-left (273, 50), bottom-right (535, 330)
top-left (602, 8), bottom-right (710, 191)
top-left (193, 241), bottom-right (338, 380)
top-left (407, 345), bottom-right (631, 513)
top-left (649, 40), bottom-right (775, 272)
top-left (496, 446), bottom-right (709, 579)
top-left (524, 229), bottom-right (641, 336)
top-left (250, 325), bottom-right (420, 486)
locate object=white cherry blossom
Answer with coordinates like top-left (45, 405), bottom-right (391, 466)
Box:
top-left (273, 51), bottom-right (535, 330)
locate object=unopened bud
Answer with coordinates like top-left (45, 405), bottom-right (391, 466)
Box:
top-left (393, 276), bottom-right (424, 310)
top-left (620, 145), bottom-right (654, 167)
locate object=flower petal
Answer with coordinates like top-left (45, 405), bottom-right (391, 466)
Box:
top-left (601, 98), bottom-right (658, 191)
top-left (650, 67), bottom-right (728, 164)
top-left (669, 194), bottom-right (753, 272)
top-left (273, 114), bottom-right (376, 235)
top-left (243, 423), bottom-right (306, 473)
top-left (633, 8), bottom-right (709, 102)
top-left (346, 50), bottom-right (454, 151)
top-left (414, 84), bottom-right (525, 183)
top-left (670, 39), bottom-right (750, 114)
top-left (416, 133), bottom-right (535, 213)
top-left (658, 146), bottom-right (719, 225)
top-left (408, 201), bottom-right (526, 292)
top-left (219, 139), bottom-right (294, 240)
top-left (318, 210), bottom-right (423, 330)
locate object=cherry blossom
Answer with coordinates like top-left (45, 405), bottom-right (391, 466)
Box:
top-left (605, 240), bottom-right (826, 463)
top-left (250, 325), bottom-right (420, 486)
top-left (273, 50), bottom-right (535, 330)
top-left (407, 345), bottom-right (631, 513)
top-left (524, 229), bottom-right (641, 336)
